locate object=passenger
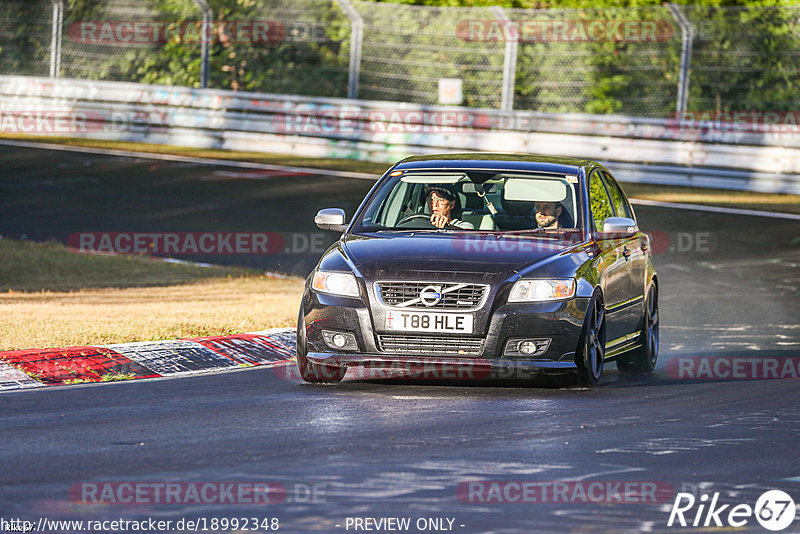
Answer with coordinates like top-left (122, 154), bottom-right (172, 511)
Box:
top-left (534, 201), bottom-right (563, 229)
top-left (426, 187), bottom-right (474, 229)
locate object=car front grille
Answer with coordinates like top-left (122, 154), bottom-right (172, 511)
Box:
top-left (375, 281), bottom-right (488, 310)
top-left (377, 334), bottom-right (484, 356)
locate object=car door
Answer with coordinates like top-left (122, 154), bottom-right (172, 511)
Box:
top-left (601, 171), bottom-right (646, 336)
top-left (588, 169), bottom-right (629, 345)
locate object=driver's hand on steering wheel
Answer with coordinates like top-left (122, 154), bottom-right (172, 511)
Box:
top-left (430, 213), bottom-right (449, 228)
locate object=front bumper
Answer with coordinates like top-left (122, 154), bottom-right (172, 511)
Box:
top-left (302, 288), bottom-right (590, 374)
top-left (307, 352), bottom-right (577, 379)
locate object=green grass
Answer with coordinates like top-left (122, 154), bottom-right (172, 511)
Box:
top-left (100, 373), bottom-right (137, 382)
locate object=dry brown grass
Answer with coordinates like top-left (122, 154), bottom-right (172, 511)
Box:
top-left (0, 238), bottom-right (304, 351)
top-left (0, 276), bottom-right (304, 350)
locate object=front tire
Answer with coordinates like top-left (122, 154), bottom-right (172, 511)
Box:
top-left (296, 308), bottom-right (345, 384)
top-left (618, 284), bottom-right (659, 374)
top-left (576, 292), bottom-right (606, 386)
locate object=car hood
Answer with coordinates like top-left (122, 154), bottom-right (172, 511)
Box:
top-left (343, 231), bottom-right (583, 282)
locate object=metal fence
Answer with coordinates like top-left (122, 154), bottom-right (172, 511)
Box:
top-left (354, 3), bottom-right (506, 109)
top-left (1, 0), bottom-right (799, 118)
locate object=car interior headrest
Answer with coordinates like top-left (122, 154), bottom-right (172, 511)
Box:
top-left (501, 199), bottom-right (536, 217)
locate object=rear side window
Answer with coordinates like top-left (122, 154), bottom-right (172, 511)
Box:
top-left (588, 171), bottom-right (614, 231)
top-left (601, 172), bottom-right (634, 220)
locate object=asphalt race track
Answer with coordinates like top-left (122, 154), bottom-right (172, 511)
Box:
top-left (2, 146), bottom-right (800, 533)
top-left (0, 144), bottom-right (375, 275)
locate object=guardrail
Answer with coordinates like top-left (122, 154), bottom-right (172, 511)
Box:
top-left (1, 75), bottom-right (798, 194)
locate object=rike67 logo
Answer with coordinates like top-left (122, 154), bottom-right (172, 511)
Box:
top-left (668, 490), bottom-right (796, 531)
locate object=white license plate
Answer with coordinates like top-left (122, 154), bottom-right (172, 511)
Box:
top-left (385, 310), bottom-right (473, 333)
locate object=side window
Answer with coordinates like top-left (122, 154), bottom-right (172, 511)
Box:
top-left (589, 171), bottom-right (614, 231)
top-left (601, 172), bottom-right (633, 220)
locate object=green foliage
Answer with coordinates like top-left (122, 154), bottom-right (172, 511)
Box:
top-left (588, 173), bottom-right (613, 230)
top-left (355, 1), bottom-right (506, 107)
top-left (685, 3), bottom-right (800, 112)
top-left (203, 0), bottom-right (349, 95)
top-left (364, 0), bottom-right (800, 115)
top-left (54, 0), bottom-right (349, 94)
top-left (0, 1), bottom-right (53, 77)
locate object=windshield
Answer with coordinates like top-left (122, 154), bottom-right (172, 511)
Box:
top-left (353, 170), bottom-right (580, 232)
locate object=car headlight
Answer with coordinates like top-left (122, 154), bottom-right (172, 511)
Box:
top-left (507, 278), bottom-right (575, 302)
top-left (312, 270), bottom-right (360, 298)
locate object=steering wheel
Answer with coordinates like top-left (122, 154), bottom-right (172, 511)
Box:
top-left (396, 213), bottom-right (457, 229)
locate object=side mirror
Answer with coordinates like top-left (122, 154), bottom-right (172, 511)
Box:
top-left (315, 208), bottom-right (348, 232)
top-left (602, 217), bottom-right (638, 237)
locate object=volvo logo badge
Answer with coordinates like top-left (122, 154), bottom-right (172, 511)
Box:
top-left (419, 285), bottom-right (442, 307)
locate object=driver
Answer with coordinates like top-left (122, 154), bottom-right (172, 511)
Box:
top-left (534, 201), bottom-right (563, 229)
top-left (427, 187), bottom-right (474, 229)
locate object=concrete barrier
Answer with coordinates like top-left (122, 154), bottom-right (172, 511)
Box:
top-left (1, 75), bottom-right (798, 193)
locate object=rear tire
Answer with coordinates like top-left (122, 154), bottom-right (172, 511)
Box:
top-left (617, 284), bottom-right (659, 374)
top-left (296, 308), bottom-right (345, 384)
top-left (576, 292), bottom-right (606, 386)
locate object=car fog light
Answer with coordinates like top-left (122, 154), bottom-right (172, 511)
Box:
top-left (504, 337), bottom-right (551, 357)
top-left (322, 330), bottom-right (358, 351)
